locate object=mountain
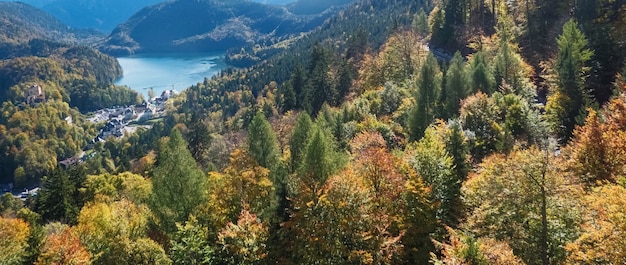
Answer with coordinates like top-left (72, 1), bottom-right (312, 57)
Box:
top-left (98, 0), bottom-right (349, 56)
top-left (0, 0), bottom-right (54, 8)
top-left (287, 0), bottom-right (356, 15)
top-left (250, 0), bottom-right (295, 5)
top-left (41, 0), bottom-right (163, 33)
top-left (0, 2), bottom-right (100, 45)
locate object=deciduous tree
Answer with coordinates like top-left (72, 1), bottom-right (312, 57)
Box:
top-left (0, 217), bottom-right (30, 265)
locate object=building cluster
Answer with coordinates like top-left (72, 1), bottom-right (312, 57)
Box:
top-left (24, 84), bottom-right (46, 105)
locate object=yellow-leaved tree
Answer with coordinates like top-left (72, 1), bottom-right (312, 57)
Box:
top-left (0, 217), bottom-right (30, 265)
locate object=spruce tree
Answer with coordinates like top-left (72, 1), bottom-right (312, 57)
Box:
top-left (306, 44), bottom-right (335, 114)
top-left (36, 167), bottom-right (82, 224)
top-left (187, 115), bottom-right (212, 171)
top-left (409, 52), bottom-right (442, 141)
top-left (336, 59), bottom-right (352, 104)
top-left (279, 82), bottom-right (297, 112)
top-left (549, 19), bottom-right (594, 142)
top-left (443, 51), bottom-right (468, 119)
top-left (468, 50), bottom-right (495, 94)
top-left (290, 64), bottom-right (307, 108)
top-left (151, 128), bottom-right (206, 234)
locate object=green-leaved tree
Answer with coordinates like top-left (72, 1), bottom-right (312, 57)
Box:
top-left (151, 128), bottom-right (207, 234)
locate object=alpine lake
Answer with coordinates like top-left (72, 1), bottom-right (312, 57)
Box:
top-left (114, 52), bottom-right (227, 99)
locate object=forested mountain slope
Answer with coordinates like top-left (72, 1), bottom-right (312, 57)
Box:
top-left (41, 0), bottom-right (163, 33)
top-left (2, 0), bottom-right (626, 264)
top-left (98, 0), bottom-right (347, 55)
top-left (0, 2), bottom-right (99, 44)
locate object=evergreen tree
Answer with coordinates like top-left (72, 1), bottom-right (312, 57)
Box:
top-left (468, 50), bottom-right (495, 94)
top-left (413, 8), bottom-right (430, 37)
top-left (289, 112), bottom-right (313, 173)
top-left (290, 64), bottom-right (307, 108)
top-left (409, 52), bottom-right (442, 141)
top-left (346, 27), bottom-right (368, 62)
top-left (443, 51), bottom-right (468, 119)
top-left (247, 111), bottom-right (280, 169)
top-left (247, 111), bottom-right (289, 223)
top-left (298, 126), bottom-right (345, 193)
top-left (35, 166), bottom-right (85, 224)
top-left (278, 82), bottom-right (297, 112)
top-left (548, 19), bottom-right (594, 142)
top-left (306, 44), bottom-right (335, 114)
top-left (336, 59), bottom-right (352, 104)
top-left (151, 128), bottom-right (207, 234)
top-left (433, 0), bottom-right (465, 49)
top-left (493, 9), bottom-right (525, 92)
top-left (187, 115), bottom-right (213, 171)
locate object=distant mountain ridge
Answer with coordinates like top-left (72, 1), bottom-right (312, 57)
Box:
top-left (0, 0), bottom-right (54, 8)
top-left (0, 2), bottom-right (100, 44)
top-left (41, 0), bottom-right (164, 33)
top-left (98, 0), bottom-right (355, 56)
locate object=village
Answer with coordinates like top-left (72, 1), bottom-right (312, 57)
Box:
top-left (7, 85), bottom-right (179, 200)
top-left (87, 89), bottom-right (177, 142)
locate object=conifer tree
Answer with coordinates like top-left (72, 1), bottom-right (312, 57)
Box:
top-left (298, 126), bottom-right (345, 193)
top-left (305, 44), bottom-right (334, 114)
top-left (247, 111), bottom-right (288, 222)
top-left (35, 166), bottom-right (85, 224)
top-left (289, 112), bottom-right (313, 173)
top-left (247, 111), bottom-right (280, 170)
top-left (291, 64), bottom-right (307, 108)
top-left (413, 8), bottom-right (430, 37)
top-left (468, 50), bottom-right (495, 94)
top-left (548, 19), bottom-right (594, 142)
top-left (187, 115), bottom-right (212, 171)
top-left (409, 52), bottom-right (442, 141)
top-left (443, 51), bottom-right (468, 119)
top-left (278, 82), bottom-right (297, 112)
top-left (336, 59), bottom-right (352, 104)
top-left (151, 128), bottom-right (206, 234)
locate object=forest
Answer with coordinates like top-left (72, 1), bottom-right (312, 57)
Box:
top-left (2, 0), bottom-right (626, 264)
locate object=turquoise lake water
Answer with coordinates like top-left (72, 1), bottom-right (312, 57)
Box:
top-left (115, 52), bottom-right (227, 99)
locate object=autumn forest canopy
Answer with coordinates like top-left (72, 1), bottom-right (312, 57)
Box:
top-left (2, 0), bottom-right (626, 264)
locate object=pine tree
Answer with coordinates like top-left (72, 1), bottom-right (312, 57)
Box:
top-left (151, 128), bottom-right (207, 234)
top-left (548, 19), bottom-right (594, 142)
top-left (443, 51), bottom-right (468, 119)
top-left (409, 52), bottom-right (442, 141)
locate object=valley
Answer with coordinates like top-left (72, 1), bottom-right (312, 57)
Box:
top-left (1, 0), bottom-right (626, 264)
